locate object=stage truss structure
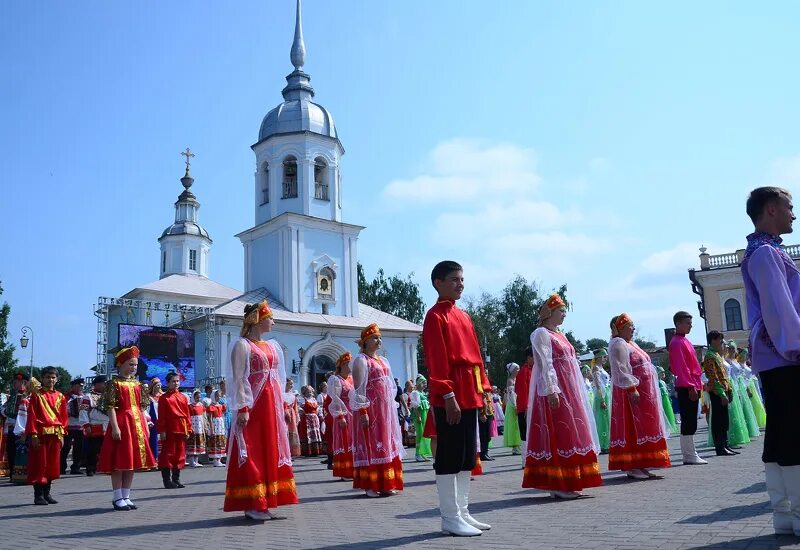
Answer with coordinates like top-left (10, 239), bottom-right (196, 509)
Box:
top-left (94, 296), bottom-right (216, 382)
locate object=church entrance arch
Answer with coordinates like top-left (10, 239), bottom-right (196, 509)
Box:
top-left (309, 354), bottom-right (335, 392)
top-left (300, 333), bottom-right (346, 389)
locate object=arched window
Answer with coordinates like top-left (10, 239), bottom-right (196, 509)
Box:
top-left (724, 298), bottom-right (743, 331)
top-left (260, 162), bottom-right (270, 205)
top-left (282, 156), bottom-right (298, 199)
top-left (314, 157), bottom-right (329, 201)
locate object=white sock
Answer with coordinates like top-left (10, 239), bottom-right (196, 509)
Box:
top-left (113, 489), bottom-right (122, 501)
top-left (121, 488), bottom-right (130, 499)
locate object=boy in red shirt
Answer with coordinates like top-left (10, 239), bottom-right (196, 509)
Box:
top-left (157, 372), bottom-right (192, 489)
top-left (424, 260), bottom-right (492, 537)
top-left (26, 367), bottom-right (68, 505)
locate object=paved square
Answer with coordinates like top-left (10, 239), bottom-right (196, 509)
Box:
top-left (1, 429), bottom-right (797, 550)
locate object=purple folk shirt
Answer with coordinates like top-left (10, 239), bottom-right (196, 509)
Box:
top-left (742, 231), bottom-right (800, 373)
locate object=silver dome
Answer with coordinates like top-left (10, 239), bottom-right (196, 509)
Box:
top-left (258, 98), bottom-right (337, 142)
top-left (159, 222), bottom-right (211, 241)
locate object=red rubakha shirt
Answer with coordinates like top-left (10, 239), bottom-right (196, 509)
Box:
top-left (157, 390), bottom-right (192, 435)
top-left (423, 299), bottom-right (491, 409)
top-left (515, 362), bottom-right (533, 414)
top-left (26, 389), bottom-right (68, 436)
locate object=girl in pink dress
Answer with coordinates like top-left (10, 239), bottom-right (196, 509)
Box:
top-left (350, 323), bottom-right (404, 497)
top-left (523, 294), bottom-right (602, 499)
top-left (328, 352), bottom-right (355, 480)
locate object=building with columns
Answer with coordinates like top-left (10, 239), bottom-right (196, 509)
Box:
top-left (688, 243), bottom-right (800, 346)
top-left (100, 0), bottom-right (421, 389)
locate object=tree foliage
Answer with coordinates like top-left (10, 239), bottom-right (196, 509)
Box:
top-left (634, 337), bottom-right (658, 351)
top-left (0, 282), bottom-right (19, 392)
top-left (357, 263), bottom-right (425, 325)
top-left (464, 277), bottom-right (576, 389)
top-left (585, 337), bottom-right (609, 353)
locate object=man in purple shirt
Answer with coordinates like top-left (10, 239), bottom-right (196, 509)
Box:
top-left (667, 311), bottom-right (708, 465)
top-left (741, 186), bottom-right (799, 535)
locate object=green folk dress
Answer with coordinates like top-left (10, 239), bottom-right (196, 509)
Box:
top-left (658, 380), bottom-right (678, 434)
top-left (411, 390), bottom-right (432, 458)
top-left (502, 382), bottom-right (522, 448)
top-left (591, 367), bottom-right (611, 453)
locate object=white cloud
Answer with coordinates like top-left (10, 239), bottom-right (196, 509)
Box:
top-left (382, 139), bottom-right (540, 203)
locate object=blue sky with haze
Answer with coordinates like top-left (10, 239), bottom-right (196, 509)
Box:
top-left (3, 1), bottom-right (800, 376)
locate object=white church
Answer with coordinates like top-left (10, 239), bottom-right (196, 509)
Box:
top-left (98, 0), bottom-right (421, 389)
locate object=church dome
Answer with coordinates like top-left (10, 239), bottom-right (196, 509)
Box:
top-left (159, 221), bottom-right (211, 241)
top-left (258, 98), bottom-right (337, 142)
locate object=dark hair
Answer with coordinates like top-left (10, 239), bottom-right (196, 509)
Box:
top-left (610, 315), bottom-right (620, 331)
top-left (673, 311), bottom-right (692, 326)
top-left (166, 372), bottom-right (179, 383)
top-left (431, 260), bottom-right (463, 285)
top-left (707, 330), bottom-right (725, 345)
top-left (204, 384), bottom-right (212, 391)
top-left (525, 346), bottom-right (533, 358)
top-left (243, 302), bottom-right (258, 315)
top-left (41, 366), bottom-right (58, 377)
top-left (746, 186), bottom-right (792, 224)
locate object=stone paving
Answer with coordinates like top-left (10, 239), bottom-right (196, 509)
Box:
top-left (1, 428), bottom-right (798, 550)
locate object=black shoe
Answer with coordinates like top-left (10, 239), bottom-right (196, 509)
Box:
top-left (127, 501), bottom-right (138, 510)
top-left (327, 462), bottom-right (333, 470)
top-left (171, 468), bottom-right (185, 489)
top-left (725, 447), bottom-right (741, 455)
top-left (715, 447), bottom-right (736, 456)
top-left (43, 483), bottom-right (57, 504)
top-left (86, 471), bottom-right (95, 477)
top-left (113, 499), bottom-right (130, 511)
top-left (161, 468), bottom-right (178, 489)
top-left (69, 468), bottom-right (80, 475)
top-left (33, 485), bottom-right (48, 505)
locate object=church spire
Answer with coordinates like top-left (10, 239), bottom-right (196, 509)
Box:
top-left (282, 0), bottom-right (314, 101)
top-left (290, 0), bottom-right (306, 71)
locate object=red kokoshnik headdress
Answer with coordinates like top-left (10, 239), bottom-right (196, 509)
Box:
top-left (115, 346), bottom-right (140, 366)
top-left (358, 323), bottom-right (381, 345)
top-left (544, 294), bottom-right (566, 311)
top-left (614, 313), bottom-right (633, 332)
top-left (336, 352), bottom-right (352, 368)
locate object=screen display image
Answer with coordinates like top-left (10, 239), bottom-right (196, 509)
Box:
top-left (117, 323), bottom-right (195, 388)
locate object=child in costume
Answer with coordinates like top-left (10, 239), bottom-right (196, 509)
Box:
top-left (410, 374), bottom-right (433, 462)
top-left (187, 390), bottom-right (208, 467)
top-left (502, 363), bottom-right (522, 455)
top-left (655, 366), bottom-right (678, 433)
top-left (157, 371), bottom-right (192, 488)
top-left (26, 369), bottom-right (68, 505)
top-left (328, 352), bottom-right (355, 480)
top-left (298, 385), bottom-right (323, 456)
top-left (98, 346), bottom-right (157, 510)
top-left (591, 349), bottom-right (612, 454)
top-left (206, 390), bottom-right (228, 466)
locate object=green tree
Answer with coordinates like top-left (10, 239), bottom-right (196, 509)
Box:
top-left (564, 331), bottom-right (586, 355)
top-left (357, 263), bottom-right (425, 325)
top-left (357, 263), bottom-right (427, 375)
top-left (586, 337), bottom-right (609, 353)
top-left (0, 282), bottom-right (19, 391)
top-left (634, 338), bottom-right (658, 351)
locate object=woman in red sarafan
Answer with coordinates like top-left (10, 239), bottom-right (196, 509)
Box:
top-left (350, 323), bottom-right (405, 497)
top-left (608, 313), bottom-right (671, 479)
top-left (224, 300), bottom-right (298, 521)
top-left (98, 346), bottom-right (157, 511)
top-left (523, 294), bottom-right (602, 499)
top-left (328, 352), bottom-right (354, 480)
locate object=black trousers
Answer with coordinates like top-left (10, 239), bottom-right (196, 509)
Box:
top-left (6, 429), bottom-right (16, 474)
top-left (84, 437), bottom-right (103, 474)
top-left (709, 392), bottom-right (730, 449)
top-left (433, 407), bottom-right (477, 475)
top-left (676, 387), bottom-right (699, 435)
top-left (478, 414), bottom-right (491, 458)
top-left (60, 429), bottom-right (84, 472)
top-left (518, 412), bottom-right (527, 441)
top-left (760, 366), bottom-right (800, 465)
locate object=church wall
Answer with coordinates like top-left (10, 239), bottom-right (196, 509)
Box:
top-left (300, 230), bottom-right (349, 315)
top-left (248, 231), bottom-right (282, 297)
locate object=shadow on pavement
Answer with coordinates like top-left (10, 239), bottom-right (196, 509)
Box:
top-left (684, 533), bottom-right (800, 549)
top-left (735, 481), bottom-right (766, 495)
top-left (677, 501), bottom-right (771, 524)
top-left (313, 532), bottom-right (444, 549)
top-left (44, 517), bottom-right (253, 538)
top-left (395, 495), bottom-right (566, 520)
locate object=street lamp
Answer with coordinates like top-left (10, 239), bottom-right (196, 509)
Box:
top-left (19, 326), bottom-right (34, 378)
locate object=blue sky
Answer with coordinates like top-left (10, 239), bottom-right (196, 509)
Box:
top-left (3, 1), bottom-right (800, 377)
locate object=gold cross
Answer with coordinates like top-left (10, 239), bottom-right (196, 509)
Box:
top-left (180, 147), bottom-right (195, 172)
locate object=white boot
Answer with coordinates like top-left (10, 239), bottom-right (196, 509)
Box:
top-left (435, 474), bottom-right (481, 537)
top-left (680, 435), bottom-right (708, 465)
top-left (766, 463), bottom-right (793, 534)
top-left (780, 464), bottom-right (800, 536)
top-left (456, 471), bottom-right (490, 530)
